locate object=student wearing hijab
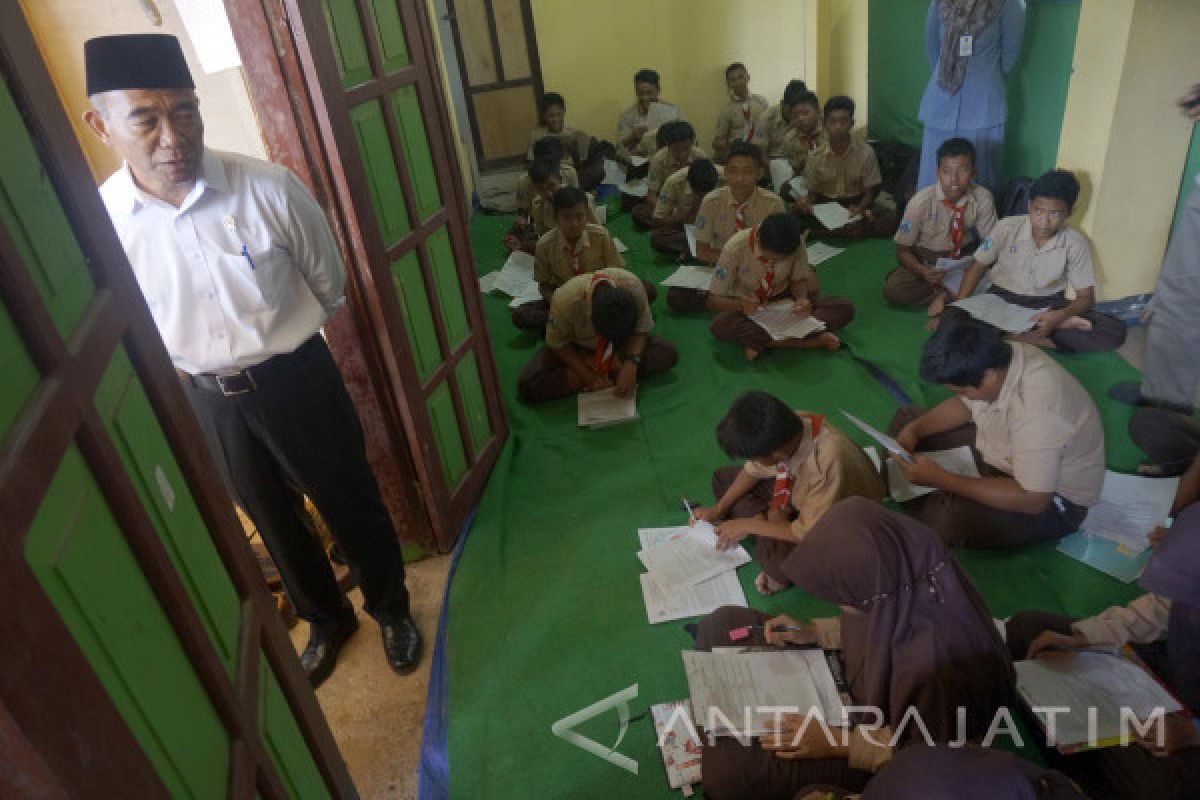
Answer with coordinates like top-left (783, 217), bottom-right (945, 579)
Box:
top-left (693, 498), bottom-right (1015, 799)
top-left (1004, 502), bottom-right (1200, 800)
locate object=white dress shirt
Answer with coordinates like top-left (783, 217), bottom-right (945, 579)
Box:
top-left (99, 148), bottom-right (345, 374)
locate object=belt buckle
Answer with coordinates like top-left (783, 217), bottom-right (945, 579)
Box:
top-left (215, 372), bottom-right (255, 396)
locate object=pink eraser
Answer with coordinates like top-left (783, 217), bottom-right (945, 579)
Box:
top-left (728, 626), bottom-right (751, 642)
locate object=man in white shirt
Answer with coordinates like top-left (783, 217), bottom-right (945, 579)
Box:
top-left (82, 34), bottom-right (419, 686)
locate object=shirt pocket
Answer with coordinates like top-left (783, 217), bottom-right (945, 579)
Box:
top-left (215, 245), bottom-right (285, 311)
top-left (1030, 249), bottom-right (1068, 291)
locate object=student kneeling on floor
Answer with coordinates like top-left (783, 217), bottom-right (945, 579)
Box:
top-left (517, 268), bottom-right (678, 403)
top-left (887, 311), bottom-right (1105, 549)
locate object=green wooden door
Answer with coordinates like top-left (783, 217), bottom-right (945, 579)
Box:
top-left (0, 10), bottom-right (356, 798)
top-left (290, 0), bottom-right (507, 550)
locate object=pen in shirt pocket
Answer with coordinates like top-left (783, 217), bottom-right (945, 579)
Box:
top-left (223, 214), bottom-right (256, 271)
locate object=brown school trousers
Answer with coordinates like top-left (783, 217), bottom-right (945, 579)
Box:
top-left (651, 224), bottom-right (689, 257)
top-left (886, 406), bottom-right (1088, 549)
top-left (711, 466), bottom-right (796, 587)
top-left (630, 201), bottom-right (656, 230)
top-left (987, 285), bottom-right (1127, 354)
top-left (1129, 408), bottom-right (1200, 476)
top-left (882, 247), bottom-right (957, 307)
top-left (516, 336), bottom-right (678, 402)
top-left (709, 297), bottom-right (855, 353)
top-left (795, 194), bottom-right (898, 239)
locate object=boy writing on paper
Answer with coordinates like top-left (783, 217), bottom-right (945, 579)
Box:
top-left (887, 313), bottom-right (1105, 548)
top-left (955, 169), bottom-right (1126, 353)
top-left (512, 188), bottom-right (628, 331)
top-left (711, 62), bottom-right (768, 163)
top-left (504, 158), bottom-right (599, 254)
top-left (515, 138), bottom-right (577, 221)
top-left (692, 391), bottom-right (884, 595)
top-left (650, 159), bottom-right (722, 258)
top-left (517, 267), bottom-right (678, 403)
top-left (706, 212), bottom-right (853, 360)
top-left (794, 96), bottom-right (897, 238)
top-left (885, 137), bottom-right (997, 310)
top-left (631, 120), bottom-right (707, 229)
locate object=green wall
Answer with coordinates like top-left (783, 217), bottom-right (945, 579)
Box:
top-left (867, 0), bottom-right (1081, 184)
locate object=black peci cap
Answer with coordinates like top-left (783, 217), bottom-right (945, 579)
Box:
top-left (84, 34), bottom-right (195, 96)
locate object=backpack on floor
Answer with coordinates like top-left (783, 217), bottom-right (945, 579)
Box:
top-left (998, 177), bottom-right (1034, 218)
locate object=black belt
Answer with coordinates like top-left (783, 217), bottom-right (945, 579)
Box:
top-left (184, 334), bottom-right (323, 396)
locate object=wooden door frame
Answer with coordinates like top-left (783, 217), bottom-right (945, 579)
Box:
top-left (228, 0), bottom-right (508, 551)
top-left (0, 8), bottom-right (354, 797)
top-left (445, 0), bottom-right (546, 171)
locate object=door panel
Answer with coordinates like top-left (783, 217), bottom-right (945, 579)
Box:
top-left (471, 84), bottom-right (537, 161)
top-left (492, 0), bottom-right (532, 80)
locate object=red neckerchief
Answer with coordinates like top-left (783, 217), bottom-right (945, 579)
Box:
top-left (741, 102), bottom-right (756, 142)
top-left (733, 194), bottom-right (751, 231)
top-left (768, 414), bottom-right (825, 511)
top-left (590, 273), bottom-right (616, 373)
top-left (941, 197), bottom-right (966, 258)
top-left (748, 225), bottom-right (775, 303)
top-left (806, 130), bottom-right (822, 151)
top-left (565, 236), bottom-right (583, 275)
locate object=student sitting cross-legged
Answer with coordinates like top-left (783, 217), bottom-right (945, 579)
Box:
top-left (885, 137), bottom-right (997, 310)
top-left (778, 89), bottom-right (825, 182)
top-left (887, 312), bottom-right (1104, 549)
top-left (793, 95), bottom-right (897, 238)
top-left (692, 392), bottom-right (884, 596)
top-left (516, 267), bottom-right (677, 402)
top-left (616, 68), bottom-right (675, 163)
top-left (1003, 493), bottom-right (1200, 800)
top-left (955, 168), bottom-right (1126, 353)
top-left (751, 79), bottom-right (809, 162)
top-left (511, 188), bottom-right (631, 331)
top-left (649, 158), bottom-right (722, 258)
top-left (707, 212), bottom-right (854, 360)
top-left (515, 137), bottom-right (578, 221)
top-left (694, 499), bottom-right (1015, 800)
top-left (631, 120), bottom-right (707, 229)
top-left (504, 157), bottom-right (597, 254)
top-left (711, 62), bottom-right (768, 164)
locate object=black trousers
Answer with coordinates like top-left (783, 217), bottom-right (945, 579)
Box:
top-left (184, 335), bottom-right (410, 632)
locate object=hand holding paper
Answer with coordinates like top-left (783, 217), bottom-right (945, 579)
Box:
top-left (841, 410), bottom-right (914, 463)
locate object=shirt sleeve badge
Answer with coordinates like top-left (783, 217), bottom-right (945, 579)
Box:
top-left (898, 220), bottom-right (913, 234)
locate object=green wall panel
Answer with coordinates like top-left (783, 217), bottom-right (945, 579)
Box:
top-left (0, 77), bottom-right (94, 337)
top-left (260, 656), bottom-right (332, 800)
top-left (454, 350), bottom-right (491, 456)
top-left (389, 86), bottom-right (442, 220)
top-left (0, 302), bottom-right (38, 441)
top-left (368, 0), bottom-right (411, 72)
top-left (94, 350), bottom-right (241, 674)
top-left (426, 228), bottom-right (469, 351)
top-left (427, 382), bottom-right (468, 488)
top-left (390, 250), bottom-right (442, 380)
top-left (24, 447), bottom-right (230, 800)
top-left (351, 100), bottom-right (413, 245)
top-left (867, 0), bottom-right (1080, 184)
top-left (322, 0), bottom-right (373, 88)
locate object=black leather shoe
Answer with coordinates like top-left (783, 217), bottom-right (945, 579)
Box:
top-left (381, 615), bottom-right (422, 675)
top-left (300, 617), bottom-right (358, 688)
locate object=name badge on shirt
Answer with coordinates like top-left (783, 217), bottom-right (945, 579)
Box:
top-left (959, 35), bottom-right (974, 57)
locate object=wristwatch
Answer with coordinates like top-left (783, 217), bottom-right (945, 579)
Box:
top-left (629, 353), bottom-right (643, 366)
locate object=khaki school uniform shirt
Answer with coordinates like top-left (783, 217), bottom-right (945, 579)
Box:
top-left (652, 164), bottom-right (726, 222)
top-left (804, 138), bottom-right (883, 199)
top-left (515, 162), bottom-right (578, 212)
top-left (1072, 593), bottom-right (1171, 647)
top-left (742, 415), bottom-right (886, 538)
top-left (545, 268), bottom-right (654, 350)
top-left (751, 104), bottom-right (790, 158)
top-left (894, 183), bottom-right (998, 255)
top-left (713, 93), bottom-right (769, 154)
top-left (534, 224), bottom-right (624, 288)
top-left (616, 101), bottom-right (679, 160)
top-left (529, 190), bottom-right (599, 237)
top-left (960, 343), bottom-right (1105, 507)
top-left (780, 127), bottom-right (827, 172)
top-left (973, 215), bottom-right (1096, 297)
top-left (526, 126), bottom-right (591, 162)
top-left (709, 227), bottom-right (814, 300)
top-left (694, 186), bottom-right (785, 252)
top-left (646, 145), bottom-right (708, 195)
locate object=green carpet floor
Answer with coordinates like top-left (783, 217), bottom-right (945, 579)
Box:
top-left (444, 200), bottom-right (1147, 799)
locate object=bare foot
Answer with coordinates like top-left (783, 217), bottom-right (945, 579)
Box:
top-left (755, 571), bottom-right (788, 596)
top-left (804, 332), bottom-right (841, 351)
top-left (925, 316), bottom-right (942, 332)
top-left (745, 347), bottom-right (762, 362)
top-left (1059, 315), bottom-right (1093, 331)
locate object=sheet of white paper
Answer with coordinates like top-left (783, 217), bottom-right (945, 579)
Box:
top-left (952, 293), bottom-right (1044, 334)
top-left (887, 446), bottom-right (981, 503)
top-left (613, 237), bottom-right (629, 254)
top-left (660, 264), bottom-right (715, 290)
top-left (641, 570), bottom-right (747, 624)
top-left (507, 282), bottom-right (542, 309)
top-left (638, 526), bottom-right (690, 550)
top-left (685, 224), bottom-right (697, 258)
top-left (805, 242), bottom-right (845, 267)
top-left (994, 618), bottom-right (1009, 643)
top-left (175, 0), bottom-right (242, 73)
top-left (595, 205), bottom-right (608, 226)
top-left (602, 159), bottom-right (627, 186)
top-left (618, 179), bottom-right (648, 198)
top-left (1081, 472), bottom-right (1180, 553)
top-left (478, 271), bottom-right (502, 293)
top-left (1016, 654), bottom-right (1181, 748)
top-left (841, 410), bottom-right (913, 463)
top-left (487, 250), bottom-right (537, 296)
top-left (749, 300), bottom-right (826, 342)
top-left (629, 155), bottom-right (649, 168)
top-left (683, 650), bottom-right (847, 737)
top-left (785, 176), bottom-right (809, 198)
top-left (638, 522), bottom-right (751, 586)
top-left (934, 256), bottom-right (974, 294)
top-left (812, 202), bottom-right (860, 231)
top-left (578, 388), bottom-right (637, 428)
top-left (645, 102), bottom-right (680, 132)
top-left (650, 701), bottom-right (703, 790)
top-left (769, 159), bottom-right (795, 194)
top-left (863, 446), bottom-right (882, 472)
